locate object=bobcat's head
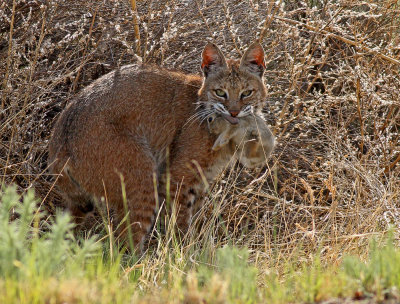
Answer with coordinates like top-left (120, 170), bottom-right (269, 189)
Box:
top-left (198, 42), bottom-right (267, 125)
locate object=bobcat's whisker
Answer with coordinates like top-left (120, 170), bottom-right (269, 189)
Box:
top-left (199, 112), bottom-right (215, 125)
top-left (195, 110), bottom-right (214, 124)
top-left (183, 109), bottom-right (214, 128)
top-left (194, 100), bottom-right (212, 110)
top-left (194, 100), bottom-right (211, 105)
top-left (192, 110), bottom-right (214, 127)
top-left (185, 109), bottom-right (211, 123)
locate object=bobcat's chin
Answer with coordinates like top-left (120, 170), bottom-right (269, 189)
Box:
top-left (222, 114), bottom-right (239, 125)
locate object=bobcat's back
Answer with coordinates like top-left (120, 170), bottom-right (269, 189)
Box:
top-left (49, 64), bottom-right (203, 167)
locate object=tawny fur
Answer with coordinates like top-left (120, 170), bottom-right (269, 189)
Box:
top-left (48, 43), bottom-right (275, 251)
top-left (208, 114), bottom-right (274, 168)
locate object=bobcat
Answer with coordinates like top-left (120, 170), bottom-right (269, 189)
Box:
top-left (48, 42), bottom-right (275, 250)
top-left (208, 114), bottom-right (274, 168)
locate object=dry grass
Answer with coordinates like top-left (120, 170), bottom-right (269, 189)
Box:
top-left (1, 0), bottom-right (400, 292)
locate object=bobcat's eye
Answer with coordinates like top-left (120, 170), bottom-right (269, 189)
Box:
top-left (241, 90), bottom-right (253, 99)
top-left (215, 89), bottom-right (227, 98)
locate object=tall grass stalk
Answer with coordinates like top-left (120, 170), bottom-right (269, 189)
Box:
top-left (1, 185), bottom-right (400, 303)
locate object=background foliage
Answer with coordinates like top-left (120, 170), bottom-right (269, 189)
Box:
top-left (1, 0), bottom-right (400, 302)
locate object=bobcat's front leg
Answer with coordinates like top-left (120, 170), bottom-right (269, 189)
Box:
top-left (159, 174), bottom-right (198, 234)
top-left (175, 186), bottom-right (197, 233)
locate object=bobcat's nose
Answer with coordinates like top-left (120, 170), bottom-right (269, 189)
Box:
top-left (229, 110), bottom-right (239, 117)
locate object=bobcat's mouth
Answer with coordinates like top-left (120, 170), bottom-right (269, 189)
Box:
top-left (222, 114), bottom-right (239, 125)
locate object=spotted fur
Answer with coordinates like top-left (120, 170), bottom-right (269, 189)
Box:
top-left (48, 43), bottom-right (273, 252)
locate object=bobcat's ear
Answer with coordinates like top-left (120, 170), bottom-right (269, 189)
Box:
top-left (240, 42), bottom-right (266, 77)
top-left (201, 43), bottom-right (227, 77)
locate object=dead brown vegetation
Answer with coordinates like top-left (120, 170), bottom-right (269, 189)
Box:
top-left (1, 0), bottom-right (399, 265)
